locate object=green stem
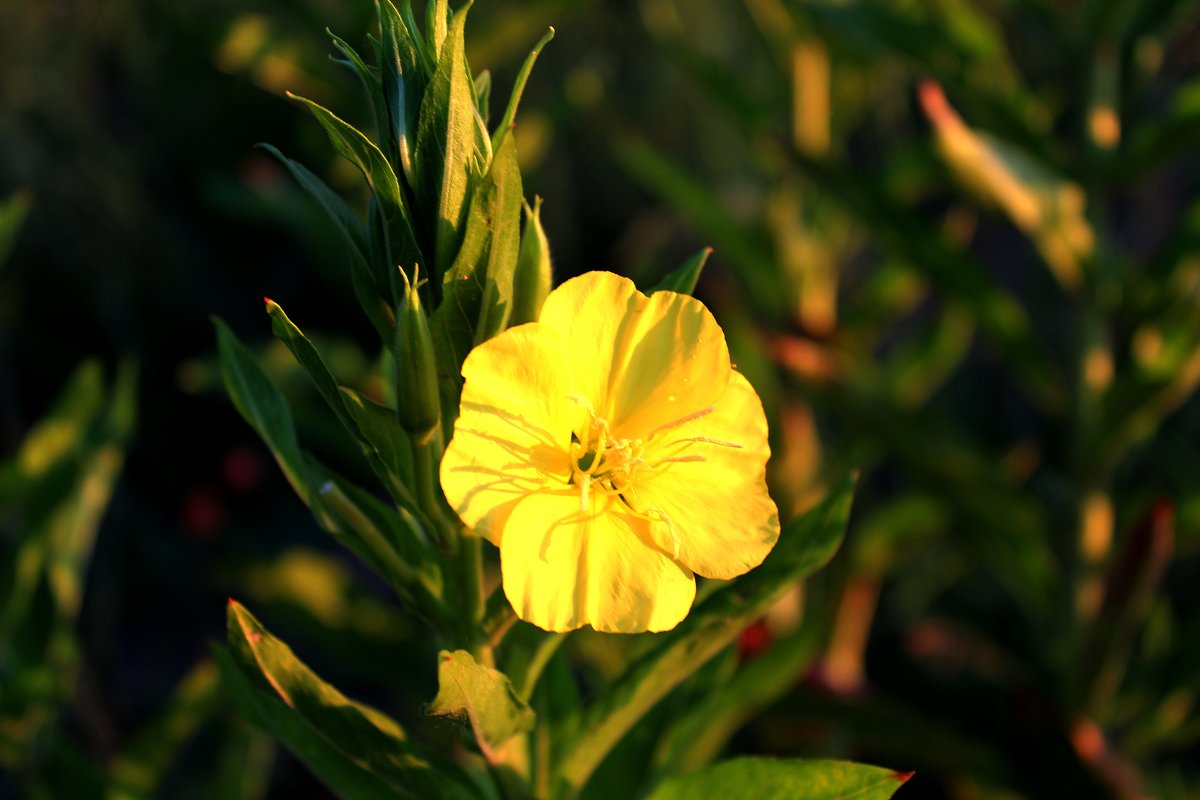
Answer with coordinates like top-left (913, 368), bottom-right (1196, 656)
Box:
top-left (413, 435), bottom-right (456, 552)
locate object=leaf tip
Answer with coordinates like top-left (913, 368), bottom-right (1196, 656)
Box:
top-left (892, 770), bottom-right (915, 783)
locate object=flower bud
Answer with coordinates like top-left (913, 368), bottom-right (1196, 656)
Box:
top-left (509, 197), bottom-right (552, 326)
top-left (395, 266), bottom-right (441, 443)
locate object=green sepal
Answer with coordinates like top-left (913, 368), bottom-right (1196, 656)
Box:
top-left (509, 196), bottom-right (552, 326)
top-left (554, 476), bottom-right (856, 797)
top-left (427, 649), bottom-right (535, 762)
top-left (220, 602), bottom-right (477, 800)
top-left (645, 758), bottom-right (911, 800)
top-left (653, 247), bottom-right (712, 296)
top-left (394, 267), bottom-right (442, 442)
top-left (413, 0), bottom-right (481, 275)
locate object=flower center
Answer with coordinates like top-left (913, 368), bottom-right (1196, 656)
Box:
top-left (568, 407), bottom-right (644, 511)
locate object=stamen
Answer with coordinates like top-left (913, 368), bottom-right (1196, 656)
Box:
top-left (646, 405), bottom-right (716, 437)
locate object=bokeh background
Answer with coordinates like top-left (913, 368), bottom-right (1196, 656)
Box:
top-left (3, 0), bottom-right (1200, 798)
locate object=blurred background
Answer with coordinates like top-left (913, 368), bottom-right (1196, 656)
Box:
top-left (2, 0), bottom-right (1199, 797)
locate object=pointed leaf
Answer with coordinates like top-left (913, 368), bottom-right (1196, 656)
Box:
top-left (414, 1), bottom-right (479, 274)
top-left (214, 318), bottom-right (310, 503)
top-left (429, 133), bottom-right (523, 422)
top-left (490, 27), bottom-right (554, 154)
top-left (646, 758), bottom-right (911, 800)
top-left (653, 247), bottom-right (712, 296)
top-left (257, 144), bottom-right (394, 342)
top-left (327, 29), bottom-right (391, 161)
top-left (427, 649), bottom-right (535, 761)
top-left (289, 94), bottom-right (423, 280)
top-left (379, 0), bottom-right (427, 180)
top-left (264, 300), bottom-right (415, 506)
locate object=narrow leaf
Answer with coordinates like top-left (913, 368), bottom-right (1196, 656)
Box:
top-left (379, 0), bottom-right (427, 180)
top-left (653, 247), bottom-right (712, 296)
top-left (257, 144), bottom-right (394, 342)
top-left (430, 133), bottom-right (524, 422)
top-left (214, 318), bottom-right (310, 503)
top-left (289, 93), bottom-right (423, 279)
top-left (646, 758), bottom-right (911, 800)
top-left (491, 27), bottom-right (555, 154)
top-left (414, 1), bottom-right (479, 274)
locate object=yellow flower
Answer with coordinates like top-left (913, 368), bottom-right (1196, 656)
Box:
top-left (439, 271), bottom-right (780, 633)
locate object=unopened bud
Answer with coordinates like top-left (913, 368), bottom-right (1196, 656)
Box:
top-left (509, 197), bottom-right (552, 326)
top-left (395, 266), bottom-right (441, 442)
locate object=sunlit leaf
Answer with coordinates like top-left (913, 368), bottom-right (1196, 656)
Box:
top-left (646, 757), bottom-right (912, 800)
top-left (221, 601), bottom-right (476, 800)
top-left (427, 649), bottom-right (535, 761)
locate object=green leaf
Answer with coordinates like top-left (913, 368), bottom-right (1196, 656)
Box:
top-left (645, 758), bottom-right (911, 800)
top-left (0, 188), bottom-right (31, 268)
top-left (214, 318), bottom-right (310, 504)
top-left (653, 247), bottom-right (712, 296)
top-left (221, 602), bottom-right (476, 800)
top-left (426, 0), bottom-right (449, 62)
top-left (305, 458), bottom-right (442, 608)
top-left (338, 386), bottom-right (416, 491)
top-left (379, 0), bottom-right (428, 180)
top-left (430, 132), bottom-right (523, 422)
top-left (509, 196), bottom-right (553, 326)
top-left (414, 1), bottom-right (480, 274)
top-left (107, 660), bottom-right (222, 800)
top-left (427, 649), bottom-right (535, 761)
top-left (257, 144), bottom-right (394, 343)
top-left (288, 93), bottom-right (423, 285)
top-left (327, 29), bottom-right (392, 164)
top-left (264, 299), bottom-right (416, 506)
top-left (554, 477), bottom-right (855, 798)
top-left (490, 27), bottom-right (555, 154)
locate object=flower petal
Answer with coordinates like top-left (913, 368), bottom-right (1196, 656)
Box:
top-left (500, 490), bottom-right (696, 633)
top-left (630, 371), bottom-right (780, 580)
top-left (440, 325), bottom-right (574, 543)
top-left (537, 272), bottom-right (731, 437)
